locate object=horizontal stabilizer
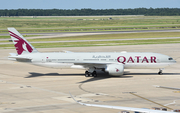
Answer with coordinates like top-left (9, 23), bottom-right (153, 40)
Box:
top-left (9, 53), bottom-right (17, 56)
top-left (8, 55), bottom-right (31, 59)
top-left (8, 53), bottom-right (18, 61)
top-left (8, 55), bottom-right (32, 62)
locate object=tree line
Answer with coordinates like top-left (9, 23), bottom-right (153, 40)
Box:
top-left (0, 8), bottom-right (180, 16)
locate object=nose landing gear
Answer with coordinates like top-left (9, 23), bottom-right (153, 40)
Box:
top-left (158, 68), bottom-right (164, 75)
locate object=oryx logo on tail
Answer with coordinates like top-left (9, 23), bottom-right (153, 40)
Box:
top-left (8, 28), bottom-right (38, 55)
top-left (9, 31), bottom-right (33, 55)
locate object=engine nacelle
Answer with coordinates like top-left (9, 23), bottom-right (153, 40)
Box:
top-left (105, 64), bottom-right (124, 76)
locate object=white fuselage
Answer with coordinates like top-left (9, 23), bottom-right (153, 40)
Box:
top-left (8, 27), bottom-right (176, 76)
top-left (18, 52), bottom-right (176, 70)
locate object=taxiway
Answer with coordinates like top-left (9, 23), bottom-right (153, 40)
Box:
top-left (0, 44), bottom-right (180, 113)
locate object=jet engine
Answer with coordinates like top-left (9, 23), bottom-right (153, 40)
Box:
top-left (105, 64), bottom-right (124, 76)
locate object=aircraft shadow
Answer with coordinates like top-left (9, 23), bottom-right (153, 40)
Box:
top-left (26, 71), bottom-right (133, 78)
top-left (25, 72), bottom-right (133, 83)
top-left (25, 72), bottom-right (180, 83)
top-left (78, 71), bottom-right (133, 83)
top-left (79, 72), bottom-right (180, 83)
top-left (25, 72), bottom-right (84, 78)
top-left (124, 73), bottom-right (180, 75)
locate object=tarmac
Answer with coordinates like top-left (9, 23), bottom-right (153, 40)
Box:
top-left (0, 43), bottom-right (180, 113)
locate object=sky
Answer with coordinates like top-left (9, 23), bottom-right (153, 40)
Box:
top-left (1, 0), bottom-right (180, 9)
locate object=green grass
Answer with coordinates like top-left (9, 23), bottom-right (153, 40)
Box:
top-left (31, 38), bottom-right (180, 48)
top-left (1, 26), bottom-right (180, 34)
top-left (1, 32), bottom-right (180, 47)
top-left (27, 32), bottom-right (180, 42)
top-left (1, 38), bottom-right (180, 49)
top-left (0, 35), bottom-right (41, 39)
top-left (0, 16), bottom-right (180, 49)
top-left (1, 32), bottom-right (180, 43)
top-left (0, 36), bottom-right (10, 39)
top-left (0, 16), bottom-right (180, 33)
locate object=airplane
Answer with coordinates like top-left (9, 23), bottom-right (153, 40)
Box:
top-left (8, 27), bottom-right (176, 77)
top-left (70, 93), bottom-right (175, 113)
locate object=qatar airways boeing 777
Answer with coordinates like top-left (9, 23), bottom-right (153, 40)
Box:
top-left (8, 28), bottom-right (176, 77)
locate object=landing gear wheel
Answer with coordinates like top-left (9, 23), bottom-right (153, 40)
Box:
top-left (158, 69), bottom-right (163, 75)
top-left (92, 71), bottom-right (97, 77)
top-left (158, 71), bottom-right (162, 75)
top-left (85, 71), bottom-right (97, 77)
top-left (85, 71), bottom-right (90, 77)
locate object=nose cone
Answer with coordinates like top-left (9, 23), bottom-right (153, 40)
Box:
top-left (170, 59), bottom-right (177, 65)
top-left (168, 60), bottom-right (176, 66)
top-left (173, 60), bottom-right (177, 64)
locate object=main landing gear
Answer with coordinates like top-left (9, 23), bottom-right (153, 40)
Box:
top-left (158, 68), bottom-right (164, 75)
top-left (85, 71), bottom-right (97, 77)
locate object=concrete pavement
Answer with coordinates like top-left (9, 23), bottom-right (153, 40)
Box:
top-left (0, 44), bottom-right (180, 113)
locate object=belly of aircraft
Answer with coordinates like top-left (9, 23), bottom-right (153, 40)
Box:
top-left (32, 62), bottom-right (172, 70)
top-left (32, 62), bottom-right (74, 69)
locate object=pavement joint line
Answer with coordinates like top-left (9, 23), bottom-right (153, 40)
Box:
top-left (79, 83), bottom-right (122, 98)
top-left (0, 79), bottom-right (68, 96)
top-left (1, 103), bottom-right (73, 112)
top-left (129, 92), bottom-right (173, 110)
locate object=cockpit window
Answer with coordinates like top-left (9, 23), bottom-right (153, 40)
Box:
top-left (168, 58), bottom-right (173, 60)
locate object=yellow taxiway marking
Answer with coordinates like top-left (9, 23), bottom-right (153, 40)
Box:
top-left (129, 92), bottom-right (173, 110)
top-left (173, 91), bottom-right (180, 93)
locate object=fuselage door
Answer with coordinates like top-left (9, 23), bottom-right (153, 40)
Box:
top-left (42, 57), bottom-right (47, 63)
top-left (157, 59), bottom-right (160, 63)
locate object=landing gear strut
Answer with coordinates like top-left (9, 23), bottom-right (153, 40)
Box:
top-left (158, 68), bottom-right (164, 75)
top-left (85, 71), bottom-right (97, 77)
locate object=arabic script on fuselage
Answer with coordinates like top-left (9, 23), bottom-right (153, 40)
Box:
top-left (92, 55), bottom-right (111, 58)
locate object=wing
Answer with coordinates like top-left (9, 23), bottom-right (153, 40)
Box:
top-left (74, 62), bottom-right (113, 68)
top-left (70, 93), bottom-right (174, 113)
top-left (154, 85), bottom-right (180, 90)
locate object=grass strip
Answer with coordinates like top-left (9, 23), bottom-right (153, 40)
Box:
top-left (0, 16), bottom-right (180, 33)
top-left (1, 25), bottom-right (180, 34)
top-left (1, 32), bottom-right (180, 43)
top-left (1, 38), bottom-right (180, 49)
top-left (27, 32), bottom-right (180, 42)
top-left (0, 35), bottom-right (41, 39)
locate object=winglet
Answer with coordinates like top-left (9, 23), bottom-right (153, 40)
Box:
top-left (153, 85), bottom-right (160, 88)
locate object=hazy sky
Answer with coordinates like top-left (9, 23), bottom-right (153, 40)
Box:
top-left (1, 0), bottom-right (180, 9)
